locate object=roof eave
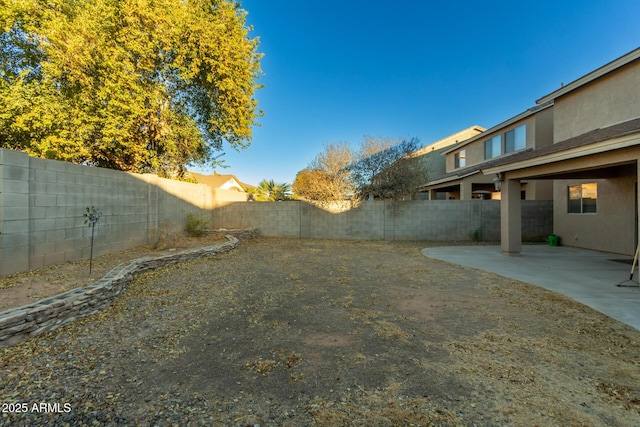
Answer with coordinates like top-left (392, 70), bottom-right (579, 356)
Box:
top-left (482, 132), bottom-right (640, 175)
top-left (442, 102), bottom-right (553, 155)
top-left (537, 47), bottom-right (640, 104)
top-left (420, 170), bottom-right (481, 188)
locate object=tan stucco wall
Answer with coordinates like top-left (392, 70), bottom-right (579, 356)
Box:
top-left (534, 106), bottom-right (554, 149)
top-left (446, 111), bottom-right (554, 173)
top-left (522, 180), bottom-right (553, 200)
top-left (553, 59), bottom-right (640, 142)
top-left (553, 174), bottom-right (636, 255)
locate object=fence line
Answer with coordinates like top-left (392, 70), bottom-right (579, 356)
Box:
top-left (0, 148), bottom-right (553, 276)
top-left (212, 199), bottom-right (552, 242)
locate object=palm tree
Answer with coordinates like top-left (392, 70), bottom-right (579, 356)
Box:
top-left (252, 179), bottom-right (291, 201)
top-left (271, 181), bottom-right (292, 201)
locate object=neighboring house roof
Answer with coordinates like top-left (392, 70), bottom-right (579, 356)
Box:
top-left (411, 125), bottom-right (486, 180)
top-left (482, 116), bottom-right (640, 175)
top-left (189, 172), bottom-right (249, 192)
top-left (411, 125), bottom-right (486, 157)
top-left (536, 47), bottom-right (640, 105)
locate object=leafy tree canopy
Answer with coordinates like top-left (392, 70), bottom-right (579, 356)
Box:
top-left (293, 142), bottom-right (354, 203)
top-left (0, 0), bottom-right (263, 178)
top-left (349, 136), bottom-right (424, 200)
top-left (294, 136), bottom-right (426, 205)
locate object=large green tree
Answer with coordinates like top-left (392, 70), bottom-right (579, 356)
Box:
top-left (0, 0), bottom-right (262, 177)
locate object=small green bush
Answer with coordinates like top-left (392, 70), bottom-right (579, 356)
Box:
top-left (185, 212), bottom-right (208, 237)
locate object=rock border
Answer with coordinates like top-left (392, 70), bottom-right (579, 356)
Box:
top-left (205, 227), bottom-right (259, 241)
top-left (0, 235), bottom-right (239, 348)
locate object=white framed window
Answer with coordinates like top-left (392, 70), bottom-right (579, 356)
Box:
top-left (568, 183), bottom-right (597, 214)
top-left (505, 124), bottom-right (526, 153)
top-left (484, 135), bottom-right (501, 159)
top-left (454, 150), bottom-right (466, 168)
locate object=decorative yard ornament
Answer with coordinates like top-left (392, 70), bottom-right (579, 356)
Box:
top-left (84, 206), bottom-right (102, 274)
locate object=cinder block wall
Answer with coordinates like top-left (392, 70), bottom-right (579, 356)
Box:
top-left (213, 202), bottom-right (302, 237)
top-left (25, 156), bottom-right (151, 271)
top-left (212, 199), bottom-right (553, 242)
top-left (0, 149), bottom-right (30, 274)
top-left (0, 149), bottom-right (233, 275)
top-left (0, 148), bottom-right (553, 275)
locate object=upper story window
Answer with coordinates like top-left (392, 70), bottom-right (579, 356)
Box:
top-left (484, 135), bottom-right (501, 159)
top-left (454, 150), bottom-right (466, 168)
top-left (505, 124), bottom-right (526, 153)
top-left (568, 183), bottom-right (597, 214)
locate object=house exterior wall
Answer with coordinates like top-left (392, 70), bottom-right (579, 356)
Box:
top-left (446, 111), bottom-right (553, 174)
top-left (541, 56), bottom-right (640, 256)
top-left (534, 106), bottom-right (554, 150)
top-left (497, 145), bottom-right (640, 256)
top-left (553, 58), bottom-right (640, 143)
top-left (553, 174), bottom-right (636, 255)
top-left (219, 178), bottom-right (245, 192)
top-left (437, 108), bottom-right (555, 201)
top-left (524, 180), bottom-right (554, 200)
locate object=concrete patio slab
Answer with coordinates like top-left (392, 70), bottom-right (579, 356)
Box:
top-left (421, 244), bottom-right (640, 331)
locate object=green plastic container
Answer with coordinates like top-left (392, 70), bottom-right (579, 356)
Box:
top-left (548, 235), bottom-right (560, 246)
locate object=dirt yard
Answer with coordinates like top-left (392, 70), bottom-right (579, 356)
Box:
top-left (1, 237), bottom-right (640, 426)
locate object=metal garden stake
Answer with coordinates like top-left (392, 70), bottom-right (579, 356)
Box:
top-left (84, 206), bottom-right (102, 274)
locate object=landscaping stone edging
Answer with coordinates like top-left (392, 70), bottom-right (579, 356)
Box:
top-left (0, 235), bottom-right (239, 348)
top-left (206, 227), bottom-right (259, 241)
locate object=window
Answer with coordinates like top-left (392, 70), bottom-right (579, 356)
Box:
top-left (568, 183), bottom-right (597, 213)
top-left (505, 124), bottom-right (526, 153)
top-left (454, 150), bottom-right (466, 168)
top-left (484, 135), bottom-right (501, 159)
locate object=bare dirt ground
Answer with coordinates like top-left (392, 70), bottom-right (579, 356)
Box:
top-left (0, 234), bottom-right (229, 311)
top-left (1, 237), bottom-right (640, 426)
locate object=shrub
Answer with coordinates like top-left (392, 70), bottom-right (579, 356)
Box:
top-left (185, 213), bottom-right (208, 237)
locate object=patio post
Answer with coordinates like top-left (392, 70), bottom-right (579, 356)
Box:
top-left (637, 159), bottom-right (640, 252)
top-left (460, 179), bottom-right (472, 200)
top-left (501, 177), bottom-right (522, 255)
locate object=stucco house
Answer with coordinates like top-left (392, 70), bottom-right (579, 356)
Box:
top-left (419, 104), bottom-right (554, 201)
top-left (411, 125), bottom-right (485, 200)
top-left (482, 47), bottom-right (640, 256)
top-left (188, 172), bottom-right (250, 193)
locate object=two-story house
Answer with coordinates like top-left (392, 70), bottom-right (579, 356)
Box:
top-left (411, 125), bottom-right (485, 200)
top-left (483, 47), bottom-right (640, 256)
top-left (419, 103), bottom-right (555, 201)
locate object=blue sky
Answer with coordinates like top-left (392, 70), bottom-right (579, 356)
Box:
top-left (193, 1), bottom-right (640, 186)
